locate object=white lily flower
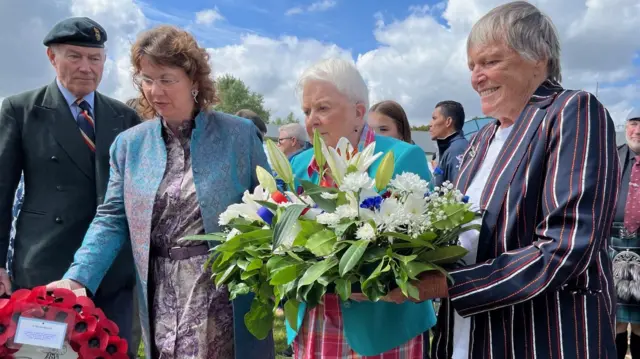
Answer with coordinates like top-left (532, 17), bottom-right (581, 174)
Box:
top-left (223, 185), bottom-right (273, 223)
top-left (322, 137), bottom-right (382, 186)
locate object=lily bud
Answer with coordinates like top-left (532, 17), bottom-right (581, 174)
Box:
top-left (374, 151), bottom-right (395, 191)
top-left (256, 166), bottom-right (278, 194)
top-left (265, 139), bottom-right (294, 185)
top-left (313, 130), bottom-right (326, 171)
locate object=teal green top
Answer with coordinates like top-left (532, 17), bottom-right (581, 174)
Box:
top-left (286, 134), bottom-right (437, 356)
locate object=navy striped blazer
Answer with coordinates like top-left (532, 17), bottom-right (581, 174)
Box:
top-left (431, 80), bottom-right (620, 359)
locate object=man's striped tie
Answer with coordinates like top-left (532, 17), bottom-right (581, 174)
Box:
top-left (75, 99), bottom-right (96, 152)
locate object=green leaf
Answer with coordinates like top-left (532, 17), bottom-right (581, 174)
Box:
top-left (246, 258), bottom-right (263, 272)
top-left (334, 278), bottom-right (351, 301)
top-left (244, 298), bottom-right (274, 340)
top-left (300, 180), bottom-right (338, 212)
top-left (256, 200), bottom-right (279, 212)
top-left (298, 258), bottom-right (338, 288)
top-left (392, 253), bottom-right (418, 265)
top-left (407, 283), bottom-right (420, 300)
top-left (338, 240), bottom-right (369, 277)
top-left (299, 282), bottom-right (327, 307)
top-left (334, 221), bottom-right (357, 237)
top-left (405, 262), bottom-right (435, 279)
top-left (181, 233), bottom-right (226, 242)
top-left (229, 282), bottom-right (251, 299)
top-left (240, 270), bottom-right (258, 280)
top-left (273, 205), bottom-right (306, 251)
top-left (215, 264), bottom-right (237, 285)
top-left (284, 300), bottom-right (300, 331)
top-left (361, 258), bottom-right (386, 290)
top-left (270, 264), bottom-right (301, 285)
top-left (217, 229), bottom-right (272, 252)
top-left (417, 245), bottom-right (469, 264)
top-left (305, 230), bottom-right (338, 257)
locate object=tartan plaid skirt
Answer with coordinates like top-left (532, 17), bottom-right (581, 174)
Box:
top-left (293, 294), bottom-right (423, 359)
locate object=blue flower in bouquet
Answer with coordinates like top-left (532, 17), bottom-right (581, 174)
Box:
top-left (462, 195), bottom-right (470, 203)
top-left (433, 166), bottom-right (444, 176)
top-left (360, 196), bottom-right (383, 211)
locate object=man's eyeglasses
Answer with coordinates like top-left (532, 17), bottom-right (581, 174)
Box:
top-left (278, 137), bottom-right (293, 144)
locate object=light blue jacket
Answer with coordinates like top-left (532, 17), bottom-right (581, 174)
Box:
top-left (286, 134), bottom-right (437, 356)
top-left (63, 110), bottom-right (275, 359)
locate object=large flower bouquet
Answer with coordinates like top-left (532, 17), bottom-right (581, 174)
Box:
top-left (184, 132), bottom-right (477, 339)
top-left (0, 286), bottom-right (128, 358)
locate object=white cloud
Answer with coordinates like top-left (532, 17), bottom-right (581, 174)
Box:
top-left (285, 7), bottom-right (304, 16)
top-left (0, 0), bottom-right (638, 130)
top-left (286, 0), bottom-right (337, 16)
top-left (308, 0), bottom-right (337, 12)
top-left (195, 8), bottom-right (224, 26)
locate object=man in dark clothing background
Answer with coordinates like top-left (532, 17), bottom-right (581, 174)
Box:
top-left (430, 100), bottom-right (469, 186)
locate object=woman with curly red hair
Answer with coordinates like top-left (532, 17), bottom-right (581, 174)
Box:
top-left (48, 25), bottom-right (275, 359)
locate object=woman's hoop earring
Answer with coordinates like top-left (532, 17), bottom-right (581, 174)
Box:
top-left (191, 89), bottom-right (199, 103)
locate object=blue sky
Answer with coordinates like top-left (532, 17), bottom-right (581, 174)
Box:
top-left (141, 0), bottom-right (447, 54)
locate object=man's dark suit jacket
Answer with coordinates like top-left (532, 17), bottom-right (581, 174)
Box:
top-left (0, 80), bottom-right (139, 296)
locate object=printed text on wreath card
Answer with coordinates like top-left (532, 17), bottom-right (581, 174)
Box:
top-left (14, 317), bottom-right (68, 350)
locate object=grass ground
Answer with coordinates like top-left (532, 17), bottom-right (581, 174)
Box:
top-left (136, 312), bottom-right (291, 358)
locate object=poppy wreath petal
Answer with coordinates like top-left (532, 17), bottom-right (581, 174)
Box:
top-left (45, 306), bottom-right (75, 327)
top-left (105, 336), bottom-right (128, 355)
top-left (111, 353), bottom-right (129, 359)
top-left (80, 346), bottom-right (111, 359)
top-left (100, 319), bottom-right (119, 337)
top-left (0, 316), bottom-right (17, 346)
top-left (71, 314), bottom-right (99, 343)
top-left (82, 327), bottom-right (110, 351)
top-left (51, 288), bottom-right (77, 309)
top-left (92, 308), bottom-right (106, 322)
top-left (19, 305), bottom-right (46, 319)
top-left (28, 286), bottom-right (53, 306)
top-left (10, 289), bottom-right (31, 302)
top-left (73, 296), bottom-right (96, 316)
top-left (0, 298), bottom-right (13, 317)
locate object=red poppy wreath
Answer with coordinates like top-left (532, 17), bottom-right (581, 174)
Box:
top-left (0, 286), bottom-right (128, 359)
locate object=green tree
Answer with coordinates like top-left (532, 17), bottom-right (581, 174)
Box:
top-left (410, 125), bottom-right (430, 131)
top-left (215, 74), bottom-right (271, 122)
top-left (272, 112), bottom-right (300, 125)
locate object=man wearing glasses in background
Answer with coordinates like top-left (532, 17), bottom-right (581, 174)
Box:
top-left (277, 123), bottom-right (311, 159)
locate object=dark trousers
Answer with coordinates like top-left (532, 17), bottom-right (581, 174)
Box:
top-left (94, 288), bottom-right (135, 358)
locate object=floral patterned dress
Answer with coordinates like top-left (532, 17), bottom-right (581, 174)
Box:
top-left (149, 120), bottom-right (234, 359)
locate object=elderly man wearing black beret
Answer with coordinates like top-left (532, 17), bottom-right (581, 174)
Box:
top-left (0, 17), bottom-right (140, 357)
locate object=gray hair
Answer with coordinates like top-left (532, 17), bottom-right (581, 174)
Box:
top-left (279, 123), bottom-right (308, 143)
top-left (468, 1), bottom-right (561, 82)
top-left (296, 58), bottom-right (369, 110)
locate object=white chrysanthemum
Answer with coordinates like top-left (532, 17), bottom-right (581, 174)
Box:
top-left (335, 204), bottom-right (358, 220)
top-left (219, 209), bottom-right (240, 226)
top-left (226, 228), bottom-right (241, 241)
top-left (340, 172), bottom-right (374, 193)
top-left (356, 223), bottom-right (376, 241)
top-left (320, 192), bottom-right (339, 199)
top-left (375, 197), bottom-right (402, 232)
top-left (317, 213), bottom-right (340, 226)
top-left (390, 172), bottom-right (429, 196)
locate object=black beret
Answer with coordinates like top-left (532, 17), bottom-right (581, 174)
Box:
top-left (43, 17), bottom-right (107, 48)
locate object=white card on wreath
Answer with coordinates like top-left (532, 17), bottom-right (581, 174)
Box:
top-left (14, 316), bottom-right (67, 350)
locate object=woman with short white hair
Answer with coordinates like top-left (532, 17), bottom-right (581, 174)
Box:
top-left (430, 2), bottom-right (619, 358)
top-left (286, 57), bottom-right (444, 358)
